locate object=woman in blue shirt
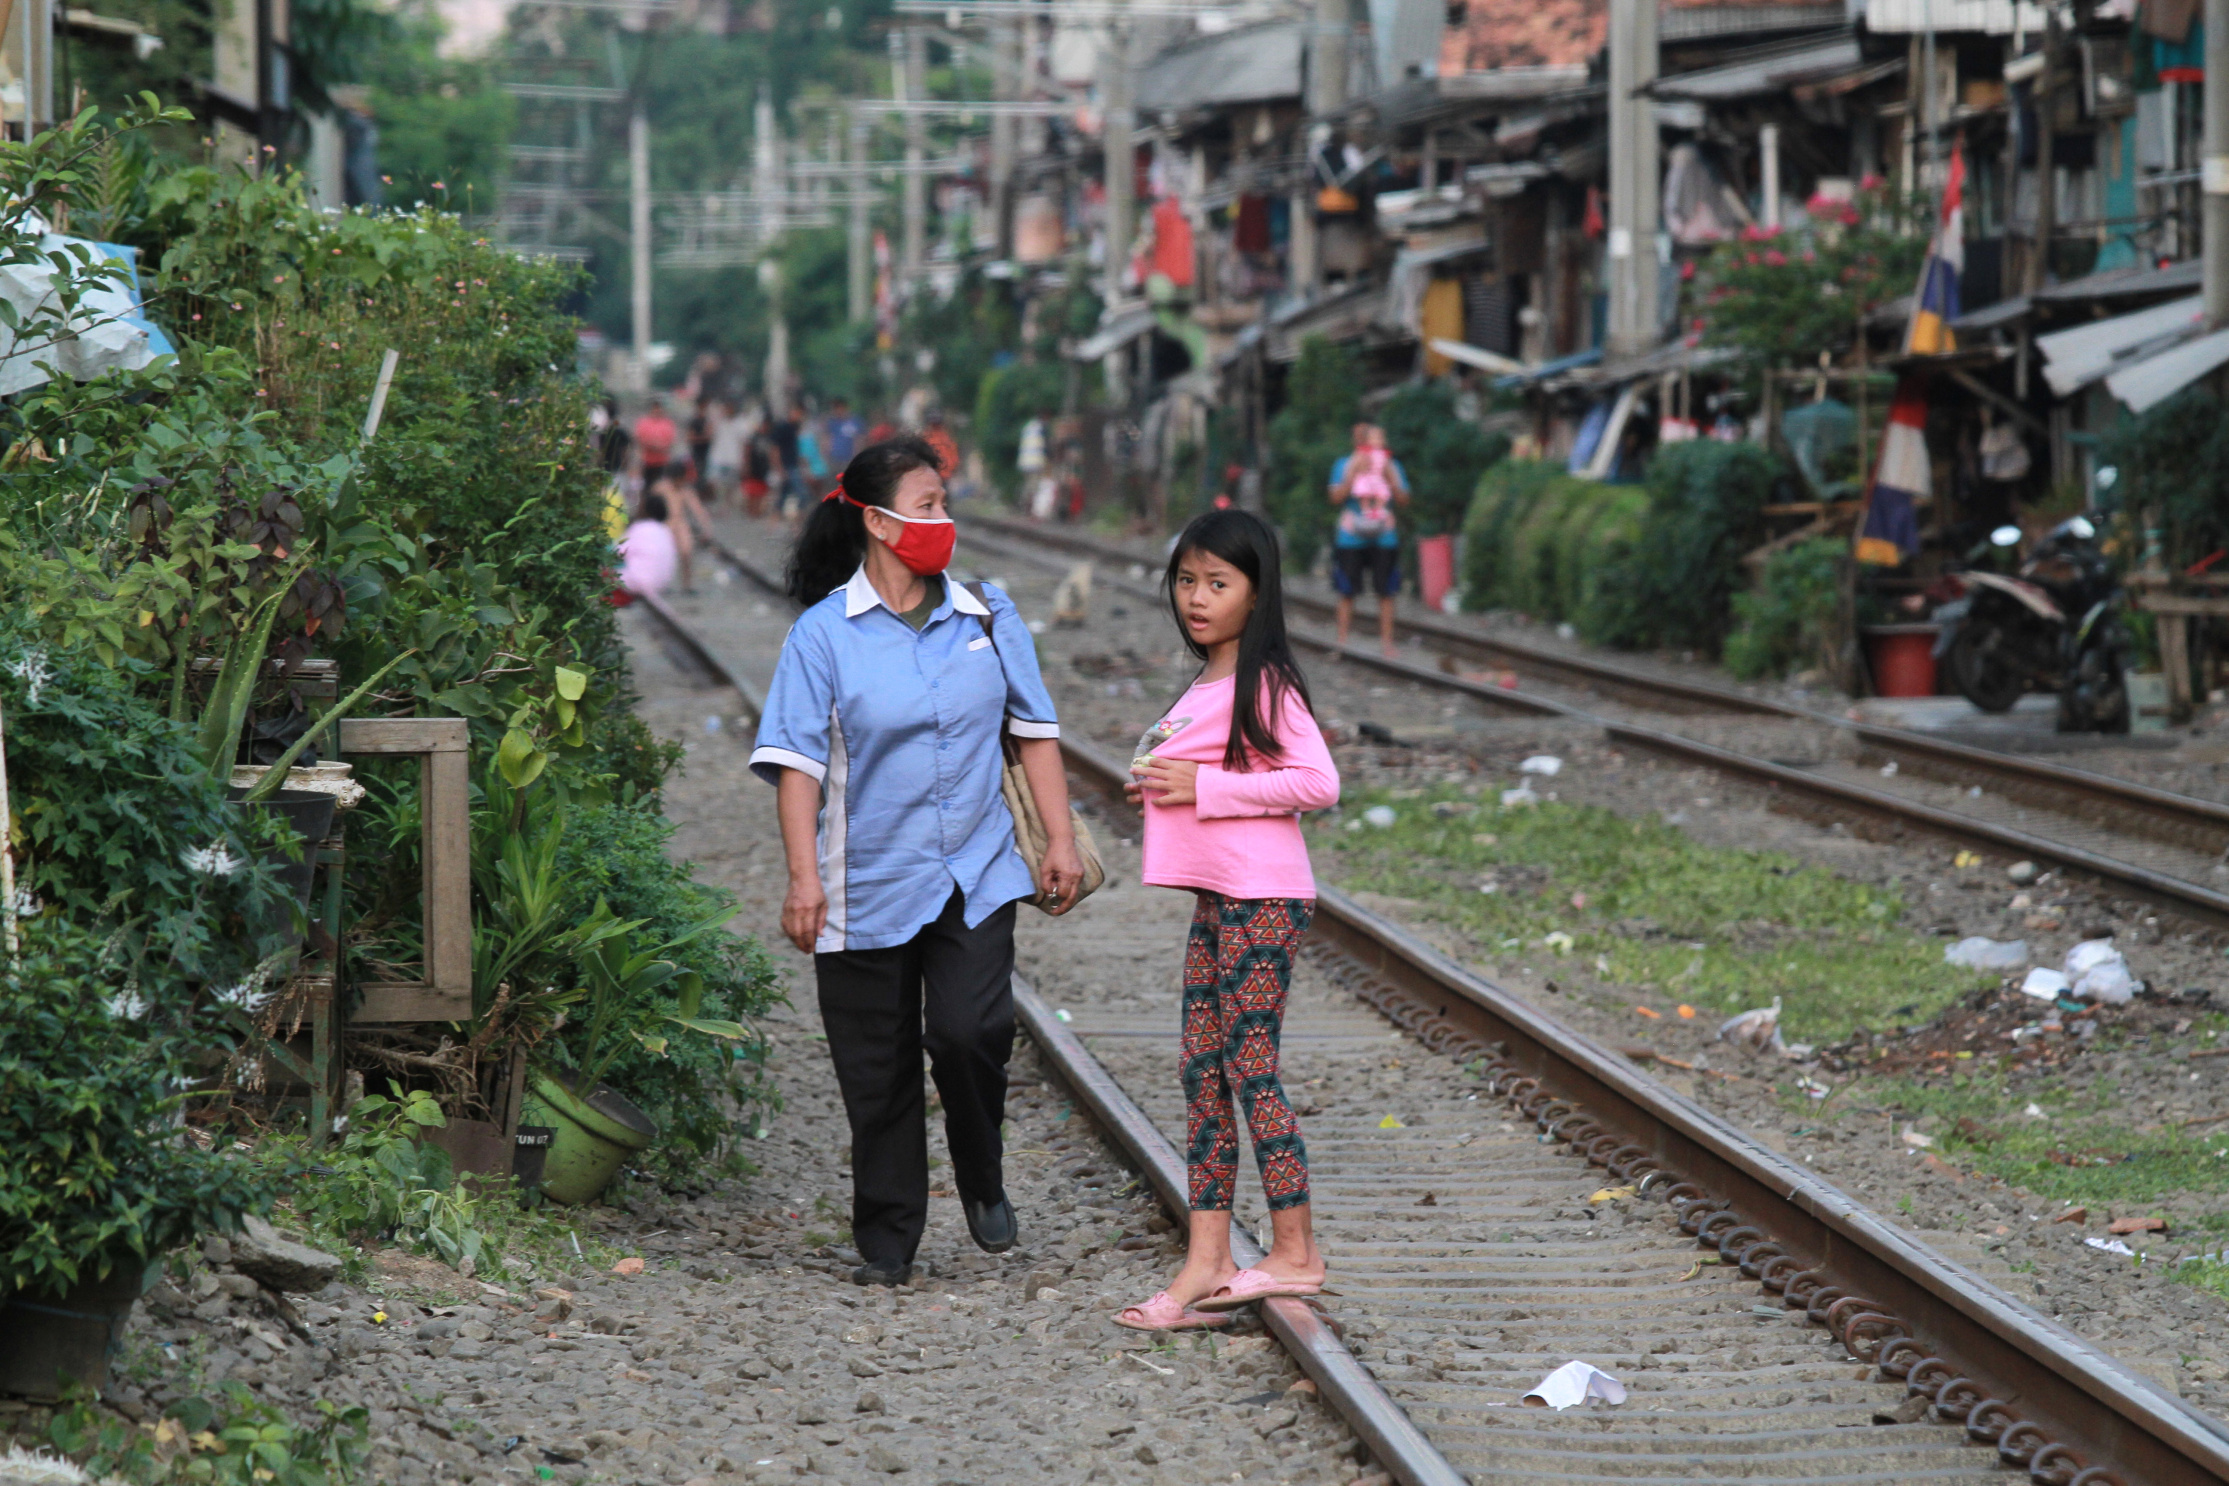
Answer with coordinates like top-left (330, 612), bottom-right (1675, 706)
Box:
top-left (751, 435), bottom-right (1085, 1286)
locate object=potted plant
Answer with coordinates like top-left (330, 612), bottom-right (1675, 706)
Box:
top-left (0, 926), bottom-right (275, 1399)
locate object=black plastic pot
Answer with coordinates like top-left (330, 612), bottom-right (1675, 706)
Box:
top-left (0, 1261), bottom-right (150, 1400)
top-left (227, 787), bottom-right (338, 954)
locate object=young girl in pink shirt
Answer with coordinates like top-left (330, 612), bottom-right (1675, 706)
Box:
top-left (1115, 509), bottom-right (1341, 1331)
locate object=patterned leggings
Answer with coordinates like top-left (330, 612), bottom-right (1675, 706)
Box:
top-left (1182, 893), bottom-right (1315, 1213)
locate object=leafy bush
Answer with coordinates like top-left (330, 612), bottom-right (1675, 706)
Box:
top-left (1458, 460), bottom-right (1633, 619)
top-left (46, 1381), bottom-right (369, 1485)
top-left (0, 927), bottom-right (276, 1295)
top-left (1724, 538), bottom-right (1845, 680)
top-left (1374, 381), bottom-right (1510, 538)
top-left (2099, 386), bottom-right (2229, 568)
top-left (0, 632), bottom-right (293, 999)
top-left (1266, 337), bottom-right (1361, 571)
top-left (1582, 441), bottom-right (1781, 652)
top-left (973, 361), bottom-right (1067, 500)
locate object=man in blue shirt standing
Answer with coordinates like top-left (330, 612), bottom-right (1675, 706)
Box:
top-left (1328, 422), bottom-right (1409, 658)
top-left (825, 396), bottom-right (864, 470)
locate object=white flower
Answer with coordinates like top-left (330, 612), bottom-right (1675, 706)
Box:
top-left (181, 842), bottom-right (246, 878)
top-left (104, 991), bottom-right (149, 1020)
top-left (211, 981), bottom-right (274, 1012)
top-left (5, 646), bottom-right (53, 706)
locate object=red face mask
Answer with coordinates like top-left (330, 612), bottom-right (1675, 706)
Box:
top-left (871, 508), bottom-right (956, 576)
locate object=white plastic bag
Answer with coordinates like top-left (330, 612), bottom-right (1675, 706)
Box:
top-left (2019, 967), bottom-right (2070, 1000)
top-left (1944, 936), bottom-right (2028, 970)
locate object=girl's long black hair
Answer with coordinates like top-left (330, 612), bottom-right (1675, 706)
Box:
top-left (784, 435), bottom-right (945, 607)
top-left (1165, 508), bottom-right (1314, 771)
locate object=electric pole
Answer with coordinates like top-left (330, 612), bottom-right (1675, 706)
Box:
top-left (1606, 0), bottom-right (1659, 354)
top-left (848, 109), bottom-right (872, 322)
top-left (2207, 0), bottom-right (2229, 326)
top-left (902, 29), bottom-right (929, 284)
top-left (1102, 23), bottom-right (1135, 307)
top-left (1293, 0), bottom-right (1350, 296)
top-left (630, 106), bottom-right (653, 390)
top-left (990, 18), bottom-right (1020, 255)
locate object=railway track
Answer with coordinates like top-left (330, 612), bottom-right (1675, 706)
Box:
top-left (655, 532), bottom-right (2229, 1486)
top-left (951, 517), bottom-right (2229, 930)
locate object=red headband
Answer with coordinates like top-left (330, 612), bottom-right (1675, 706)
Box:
top-left (823, 477), bottom-right (867, 509)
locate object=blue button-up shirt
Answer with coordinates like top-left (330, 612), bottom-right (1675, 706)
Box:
top-left (750, 567), bottom-right (1061, 952)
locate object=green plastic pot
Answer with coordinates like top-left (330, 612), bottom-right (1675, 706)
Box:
top-left (519, 1070), bottom-right (659, 1205)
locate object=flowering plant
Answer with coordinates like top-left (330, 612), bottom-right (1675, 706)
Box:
top-left (1692, 179), bottom-right (1929, 375)
top-left (0, 922), bottom-right (277, 1294)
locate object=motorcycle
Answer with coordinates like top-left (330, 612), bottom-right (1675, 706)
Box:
top-left (1929, 515), bottom-right (2130, 732)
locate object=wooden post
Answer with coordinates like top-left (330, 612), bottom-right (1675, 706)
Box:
top-left (339, 717), bottom-right (472, 1023)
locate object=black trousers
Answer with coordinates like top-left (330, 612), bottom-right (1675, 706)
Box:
top-left (815, 890), bottom-right (1018, 1266)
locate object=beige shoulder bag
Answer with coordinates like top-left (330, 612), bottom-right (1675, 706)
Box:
top-left (962, 583), bottom-right (1107, 913)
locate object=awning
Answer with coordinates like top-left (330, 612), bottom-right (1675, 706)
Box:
top-left (1865, 0), bottom-right (2047, 33)
top-left (2106, 326), bottom-right (2229, 413)
top-left (2037, 257), bottom-right (2203, 304)
top-left (1430, 338), bottom-right (1525, 374)
top-left (1648, 31), bottom-right (1861, 100)
top-left (1135, 20), bottom-right (1303, 113)
top-left (1661, 2), bottom-right (1845, 39)
top-left (1071, 307), bottom-right (1157, 361)
top-left (2036, 294), bottom-right (2203, 396)
top-left (1266, 284), bottom-right (1393, 363)
top-left (1493, 346), bottom-right (1603, 389)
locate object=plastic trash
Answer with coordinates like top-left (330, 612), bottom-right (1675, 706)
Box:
top-left (1519, 755), bottom-right (1563, 777)
top-left (1362, 805), bottom-right (1398, 829)
top-left (2084, 1237), bottom-right (2137, 1257)
top-left (1717, 997), bottom-right (1782, 1052)
top-left (1523, 1361), bottom-right (1627, 1410)
top-left (1500, 786), bottom-right (1541, 807)
top-left (1945, 936), bottom-right (2028, 970)
top-left (2065, 939), bottom-right (2135, 1005)
top-left (2019, 968), bottom-right (2070, 1000)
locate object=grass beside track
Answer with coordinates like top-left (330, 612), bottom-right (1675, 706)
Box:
top-left (1319, 784), bottom-right (1994, 1043)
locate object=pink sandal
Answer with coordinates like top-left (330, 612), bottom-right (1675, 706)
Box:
top-left (1191, 1267), bottom-right (1325, 1313)
top-left (1113, 1290), bottom-right (1234, 1332)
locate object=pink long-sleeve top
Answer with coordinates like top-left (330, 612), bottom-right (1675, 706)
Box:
top-left (1137, 672), bottom-right (1341, 900)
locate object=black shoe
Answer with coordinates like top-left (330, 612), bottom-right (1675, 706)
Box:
top-left (851, 1259), bottom-right (914, 1287)
top-left (962, 1194), bottom-right (1017, 1254)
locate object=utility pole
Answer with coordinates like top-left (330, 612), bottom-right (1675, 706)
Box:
top-left (902, 29), bottom-right (929, 284)
top-left (1605, 0), bottom-right (1659, 354)
top-left (2206, 0), bottom-right (2229, 326)
top-left (1760, 123), bottom-right (1780, 230)
top-left (2025, 15), bottom-right (2056, 296)
top-left (1293, 0), bottom-right (1350, 296)
top-left (629, 105), bottom-right (653, 391)
top-left (990, 19), bottom-right (1020, 255)
top-left (848, 109), bottom-right (872, 322)
top-left (1102, 23), bottom-right (1135, 308)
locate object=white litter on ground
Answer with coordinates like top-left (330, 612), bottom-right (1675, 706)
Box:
top-left (1519, 755), bottom-right (1563, 776)
top-left (1944, 936), bottom-right (2028, 970)
top-left (1523, 1360), bottom-right (1627, 1410)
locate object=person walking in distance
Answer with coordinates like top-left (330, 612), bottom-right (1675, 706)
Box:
top-left (707, 396), bottom-right (748, 513)
top-left (826, 396), bottom-right (863, 471)
top-left (1329, 422), bottom-right (1409, 657)
top-left (1114, 509), bottom-right (1338, 1331)
top-left (752, 437), bottom-right (1087, 1287)
top-left (634, 397), bottom-right (679, 492)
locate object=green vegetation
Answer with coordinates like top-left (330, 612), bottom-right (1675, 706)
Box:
top-left (1827, 1072), bottom-right (2229, 1206)
top-left (2099, 386), bottom-right (2229, 568)
top-left (1266, 338), bottom-right (1362, 569)
top-left (46, 1382), bottom-right (369, 1485)
top-left (1374, 380), bottom-right (1510, 539)
top-left (1724, 537), bottom-right (1845, 680)
top-left (1323, 785), bottom-right (1990, 1040)
top-left (1460, 443), bottom-right (1782, 654)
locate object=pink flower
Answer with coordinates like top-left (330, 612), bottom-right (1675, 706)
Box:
top-left (1764, 249), bottom-right (1787, 267)
top-left (1802, 250), bottom-right (1816, 263)
top-left (1860, 172), bottom-right (1884, 190)
top-left (1745, 252), bottom-right (1760, 266)
top-left (1680, 261), bottom-right (1697, 281)
top-left (1839, 204), bottom-right (1861, 226)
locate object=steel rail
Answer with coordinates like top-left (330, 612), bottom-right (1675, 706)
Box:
top-left (634, 590), bottom-right (766, 725)
top-left (954, 522), bottom-right (2229, 923)
top-left (1011, 975), bottom-right (1467, 1486)
top-left (1043, 729), bottom-right (2229, 1486)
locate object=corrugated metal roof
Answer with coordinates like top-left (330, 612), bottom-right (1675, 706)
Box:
top-left (2036, 257), bottom-right (2202, 303)
top-left (1864, 0), bottom-right (2046, 33)
top-left (2106, 325), bottom-right (2229, 413)
top-left (2036, 294), bottom-right (2203, 395)
top-left (1135, 20), bottom-right (1303, 114)
top-left (1649, 31), bottom-right (1860, 99)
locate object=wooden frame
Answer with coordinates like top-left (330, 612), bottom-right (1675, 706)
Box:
top-left (338, 717), bottom-right (472, 1023)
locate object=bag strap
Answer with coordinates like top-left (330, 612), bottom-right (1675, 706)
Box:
top-left (962, 581), bottom-right (1023, 766)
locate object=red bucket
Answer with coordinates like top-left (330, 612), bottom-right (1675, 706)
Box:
top-left (1863, 625), bottom-right (1939, 698)
top-left (1418, 534), bottom-right (1455, 612)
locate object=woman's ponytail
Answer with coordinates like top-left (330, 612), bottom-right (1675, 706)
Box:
top-left (783, 434), bottom-right (944, 607)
